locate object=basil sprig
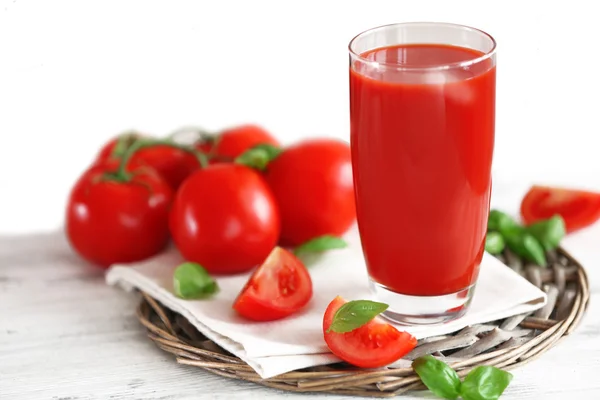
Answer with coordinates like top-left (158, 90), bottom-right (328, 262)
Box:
top-left (504, 229), bottom-right (547, 266)
top-left (173, 262), bottom-right (219, 299)
top-left (460, 366), bottom-right (513, 400)
top-left (412, 356), bottom-right (513, 400)
top-left (326, 300), bottom-right (388, 333)
top-left (484, 232), bottom-right (505, 255)
top-left (412, 355), bottom-right (461, 399)
top-left (485, 209), bottom-right (566, 267)
top-left (294, 235), bottom-right (348, 256)
top-left (525, 215), bottom-right (566, 252)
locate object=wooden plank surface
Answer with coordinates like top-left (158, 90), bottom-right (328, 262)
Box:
top-left (1, 232), bottom-right (598, 400)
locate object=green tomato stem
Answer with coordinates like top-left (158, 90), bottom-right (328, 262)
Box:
top-left (235, 144), bottom-right (282, 171)
top-left (115, 138), bottom-right (209, 180)
top-left (109, 131), bottom-right (141, 159)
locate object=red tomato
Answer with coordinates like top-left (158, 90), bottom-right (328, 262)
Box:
top-left (197, 124), bottom-right (280, 161)
top-left (96, 134), bottom-right (201, 190)
top-left (265, 138), bottom-right (356, 246)
top-left (66, 164), bottom-right (173, 268)
top-left (322, 296), bottom-right (417, 368)
top-left (521, 185), bottom-right (600, 233)
top-left (169, 164), bottom-right (280, 274)
top-left (233, 246), bottom-right (312, 321)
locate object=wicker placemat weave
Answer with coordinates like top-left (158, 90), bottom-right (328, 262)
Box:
top-left (136, 247), bottom-right (589, 397)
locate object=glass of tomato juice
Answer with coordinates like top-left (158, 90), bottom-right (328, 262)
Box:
top-left (349, 22), bottom-right (496, 324)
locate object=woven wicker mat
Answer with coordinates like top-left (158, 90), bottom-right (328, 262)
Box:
top-left (136, 247), bottom-right (590, 398)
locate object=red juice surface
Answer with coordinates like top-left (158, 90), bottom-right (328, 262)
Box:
top-left (350, 44), bottom-right (495, 296)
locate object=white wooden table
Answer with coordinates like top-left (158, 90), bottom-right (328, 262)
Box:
top-left (1, 227), bottom-right (598, 400)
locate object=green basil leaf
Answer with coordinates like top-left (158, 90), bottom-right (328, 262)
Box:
top-left (294, 235), bottom-right (348, 256)
top-left (505, 231), bottom-right (547, 267)
top-left (412, 355), bottom-right (461, 400)
top-left (460, 366), bottom-right (513, 400)
top-left (526, 215), bottom-right (566, 251)
top-left (485, 232), bottom-right (505, 255)
top-left (487, 210), bottom-right (519, 236)
top-left (173, 262), bottom-right (219, 299)
top-left (327, 300), bottom-right (388, 333)
top-left (234, 144), bottom-right (281, 170)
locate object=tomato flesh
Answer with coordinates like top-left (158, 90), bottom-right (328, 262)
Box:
top-left (322, 296), bottom-right (417, 368)
top-left (233, 247), bottom-right (312, 321)
top-left (521, 185), bottom-right (600, 233)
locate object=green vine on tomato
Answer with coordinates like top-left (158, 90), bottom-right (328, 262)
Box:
top-left (106, 138), bottom-right (209, 183)
top-left (108, 131), bottom-right (141, 160)
top-left (69, 124), bottom-right (284, 270)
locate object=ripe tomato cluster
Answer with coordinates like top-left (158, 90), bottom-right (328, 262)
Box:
top-left (65, 124), bottom-right (356, 320)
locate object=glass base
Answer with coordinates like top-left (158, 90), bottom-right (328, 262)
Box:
top-left (369, 279), bottom-right (475, 325)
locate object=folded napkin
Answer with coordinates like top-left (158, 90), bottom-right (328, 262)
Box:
top-left (106, 226), bottom-right (546, 378)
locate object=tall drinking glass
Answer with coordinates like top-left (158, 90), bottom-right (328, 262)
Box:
top-left (349, 22), bottom-right (496, 324)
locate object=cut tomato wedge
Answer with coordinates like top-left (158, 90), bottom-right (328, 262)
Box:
top-left (322, 296), bottom-right (417, 368)
top-left (521, 185), bottom-right (600, 233)
top-left (233, 247), bottom-right (312, 321)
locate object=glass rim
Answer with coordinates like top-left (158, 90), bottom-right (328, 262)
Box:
top-left (348, 22), bottom-right (497, 72)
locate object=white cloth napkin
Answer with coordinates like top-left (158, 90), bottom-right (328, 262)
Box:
top-left (106, 225), bottom-right (546, 379)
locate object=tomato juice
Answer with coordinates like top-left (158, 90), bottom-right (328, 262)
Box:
top-left (350, 43), bottom-right (496, 297)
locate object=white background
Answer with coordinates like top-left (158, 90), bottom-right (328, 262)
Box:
top-left (1, 0), bottom-right (599, 235)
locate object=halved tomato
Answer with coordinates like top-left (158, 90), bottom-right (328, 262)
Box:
top-left (233, 247), bottom-right (312, 321)
top-left (322, 296), bottom-right (417, 368)
top-left (521, 185), bottom-right (600, 233)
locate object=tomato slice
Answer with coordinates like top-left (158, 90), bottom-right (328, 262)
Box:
top-left (521, 185), bottom-right (600, 233)
top-left (322, 296), bottom-right (417, 368)
top-left (233, 247), bottom-right (312, 321)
